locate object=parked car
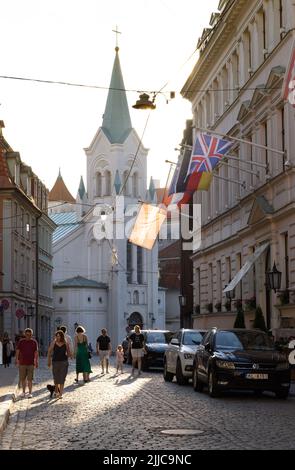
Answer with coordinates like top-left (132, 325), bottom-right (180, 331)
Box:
top-left (127, 330), bottom-right (173, 370)
top-left (193, 328), bottom-right (291, 399)
top-left (163, 329), bottom-right (207, 384)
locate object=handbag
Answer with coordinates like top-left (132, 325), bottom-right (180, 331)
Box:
top-left (88, 352), bottom-right (92, 359)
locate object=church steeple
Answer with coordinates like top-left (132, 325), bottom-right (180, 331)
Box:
top-left (101, 47), bottom-right (132, 144)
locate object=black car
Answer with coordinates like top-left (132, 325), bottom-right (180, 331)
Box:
top-left (128, 330), bottom-right (173, 370)
top-left (193, 328), bottom-right (291, 398)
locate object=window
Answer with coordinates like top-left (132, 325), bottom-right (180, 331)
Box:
top-left (284, 232), bottom-right (289, 289)
top-left (133, 291), bottom-right (139, 304)
top-left (132, 172), bottom-right (138, 197)
top-left (105, 170), bottom-right (111, 196)
top-left (96, 172), bottom-right (102, 197)
top-left (127, 241), bottom-right (132, 284)
top-left (137, 247), bottom-right (143, 284)
top-left (261, 122), bottom-right (269, 171)
top-left (123, 170), bottom-right (129, 196)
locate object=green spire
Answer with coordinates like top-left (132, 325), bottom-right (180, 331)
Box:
top-left (102, 48), bottom-right (132, 144)
top-left (78, 176), bottom-right (86, 199)
top-left (114, 170), bottom-right (121, 195)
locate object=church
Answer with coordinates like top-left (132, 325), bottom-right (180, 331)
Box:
top-left (48, 47), bottom-right (165, 347)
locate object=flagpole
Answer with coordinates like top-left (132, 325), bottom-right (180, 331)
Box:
top-left (213, 173), bottom-right (246, 189)
top-left (178, 144), bottom-right (268, 170)
top-left (218, 159), bottom-right (259, 177)
top-left (196, 126), bottom-right (285, 156)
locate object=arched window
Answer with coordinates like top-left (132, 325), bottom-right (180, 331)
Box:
top-left (123, 170), bottom-right (129, 196)
top-left (133, 290), bottom-right (139, 304)
top-left (96, 172), bottom-right (102, 197)
top-left (128, 311), bottom-right (143, 329)
top-left (132, 172), bottom-right (138, 197)
top-left (105, 170), bottom-right (111, 196)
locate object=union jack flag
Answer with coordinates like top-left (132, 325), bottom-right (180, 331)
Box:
top-left (186, 132), bottom-right (233, 177)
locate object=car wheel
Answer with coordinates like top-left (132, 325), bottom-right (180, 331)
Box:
top-left (193, 365), bottom-right (203, 392)
top-left (163, 360), bottom-right (173, 382)
top-left (275, 388), bottom-right (289, 399)
top-left (208, 369), bottom-right (220, 398)
top-left (176, 359), bottom-right (189, 385)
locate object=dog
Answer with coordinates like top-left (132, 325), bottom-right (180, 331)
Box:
top-left (46, 384), bottom-right (56, 398)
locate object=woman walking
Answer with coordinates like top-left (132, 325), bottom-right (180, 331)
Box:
top-left (74, 326), bottom-right (92, 383)
top-left (129, 325), bottom-right (145, 376)
top-left (2, 332), bottom-right (14, 368)
top-left (47, 330), bottom-right (71, 399)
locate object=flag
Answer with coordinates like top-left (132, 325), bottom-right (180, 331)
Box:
top-left (162, 148), bottom-right (194, 207)
top-left (186, 132), bottom-right (233, 179)
top-left (129, 203), bottom-right (167, 250)
top-left (282, 40), bottom-right (295, 107)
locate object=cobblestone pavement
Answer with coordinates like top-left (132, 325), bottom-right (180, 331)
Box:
top-left (0, 358), bottom-right (294, 450)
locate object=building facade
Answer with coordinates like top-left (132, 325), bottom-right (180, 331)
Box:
top-left (0, 122), bottom-right (55, 349)
top-left (181, 0), bottom-right (295, 337)
top-left (50, 47), bottom-right (164, 347)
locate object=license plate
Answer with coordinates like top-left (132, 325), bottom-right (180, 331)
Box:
top-left (246, 373), bottom-right (268, 380)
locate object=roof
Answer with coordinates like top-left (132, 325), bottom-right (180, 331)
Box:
top-left (51, 211), bottom-right (79, 244)
top-left (49, 170), bottom-right (75, 203)
top-left (101, 48), bottom-right (132, 144)
top-left (54, 276), bottom-right (108, 289)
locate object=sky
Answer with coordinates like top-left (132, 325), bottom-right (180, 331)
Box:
top-left (0, 0), bottom-right (219, 196)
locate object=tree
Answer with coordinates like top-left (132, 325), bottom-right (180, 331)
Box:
top-left (234, 306), bottom-right (246, 328)
top-left (253, 306), bottom-right (267, 332)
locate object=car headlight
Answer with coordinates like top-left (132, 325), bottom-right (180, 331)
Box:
top-left (276, 362), bottom-right (290, 370)
top-left (216, 360), bottom-right (235, 370)
top-left (183, 353), bottom-right (194, 360)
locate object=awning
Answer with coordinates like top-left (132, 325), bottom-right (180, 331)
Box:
top-left (223, 242), bottom-right (270, 293)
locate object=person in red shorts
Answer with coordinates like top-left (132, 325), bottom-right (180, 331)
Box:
top-left (15, 328), bottom-right (38, 398)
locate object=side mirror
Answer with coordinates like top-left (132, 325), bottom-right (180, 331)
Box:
top-left (204, 342), bottom-right (211, 352)
top-left (170, 338), bottom-right (180, 346)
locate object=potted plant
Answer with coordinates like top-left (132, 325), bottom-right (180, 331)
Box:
top-left (253, 306), bottom-right (267, 332)
top-left (244, 296), bottom-right (256, 310)
top-left (277, 290), bottom-right (290, 305)
top-left (215, 301), bottom-right (222, 312)
top-left (195, 304), bottom-right (200, 314)
top-left (224, 300), bottom-right (231, 312)
top-left (234, 304), bottom-right (246, 328)
top-left (205, 303), bottom-right (213, 313)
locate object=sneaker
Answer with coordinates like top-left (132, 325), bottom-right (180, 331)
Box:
top-left (27, 393), bottom-right (33, 398)
top-left (20, 392), bottom-right (26, 398)
top-left (106, 370), bottom-right (109, 374)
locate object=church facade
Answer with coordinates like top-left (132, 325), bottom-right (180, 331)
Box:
top-left (49, 48), bottom-right (165, 346)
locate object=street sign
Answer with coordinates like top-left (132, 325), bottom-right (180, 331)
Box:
top-left (16, 308), bottom-right (25, 319)
top-left (1, 299), bottom-right (10, 310)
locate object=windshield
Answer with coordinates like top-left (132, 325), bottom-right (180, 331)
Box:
top-left (146, 332), bottom-right (168, 344)
top-left (215, 331), bottom-right (275, 351)
top-left (183, 331), bottom-right (204, 346)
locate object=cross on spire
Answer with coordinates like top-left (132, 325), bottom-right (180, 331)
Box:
top-left (112, 25), bottom-right (121, 50)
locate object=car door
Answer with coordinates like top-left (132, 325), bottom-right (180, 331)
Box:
top-left (165, 331), bottom-right (178, 372)
top-left (169, 330), bottom-right (181, 374)
top-left (198, 331), bottom-right (213, 379)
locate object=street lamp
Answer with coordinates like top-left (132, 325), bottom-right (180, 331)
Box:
top-left (132, 93), bottom-right (156, 110)
top-left (266, 262), bottom-right (282, 293)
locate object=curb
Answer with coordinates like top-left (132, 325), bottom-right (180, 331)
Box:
top-left (0, 380), bottom-right (19, 434)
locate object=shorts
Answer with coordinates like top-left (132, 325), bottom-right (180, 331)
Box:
top-left (131, 349), bottom-right (144, 359)
top-left (99, 350), bottom-right (109, 360)
top-left (19, 365), bottom-right (34, 382)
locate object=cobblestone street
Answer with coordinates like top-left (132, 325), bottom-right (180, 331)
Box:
top-left (0, 358), bottom-right (294, 450)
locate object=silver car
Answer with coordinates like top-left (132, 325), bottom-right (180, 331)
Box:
top-left (163, 329), bottom-right (207, 385)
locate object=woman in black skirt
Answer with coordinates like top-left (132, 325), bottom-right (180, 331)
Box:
top-left (47, 330), bottom-right (71, 399)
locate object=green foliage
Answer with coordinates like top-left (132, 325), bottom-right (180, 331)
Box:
top-left (253, 306), bottom-right (267, 332)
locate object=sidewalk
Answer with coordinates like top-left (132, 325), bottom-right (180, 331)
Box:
top-left (0, 364), bottom-right (19, 433)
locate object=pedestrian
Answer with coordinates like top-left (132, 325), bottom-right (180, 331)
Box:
top-left (15, 328), bottom-right (38, 398)
top-left (74, 325), bottom-right (92, 383)
top-left (2, 332), bottom-right (14, 368)
top-left (59, 325), bottom-right (73, 357)
top-left (116, 345), bottom-right (124, 374)
top-left (96, 328), bottom-right (112, 374)
top-left (129, 325), bottom-right (145, 376)
top-left (47, 330), bottom-right (71, 399)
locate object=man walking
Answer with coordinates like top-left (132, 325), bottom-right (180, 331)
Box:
top-left (15, 328), bottom-right (38, 398)
top-left (96, 328), bottom-right (111, 374)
